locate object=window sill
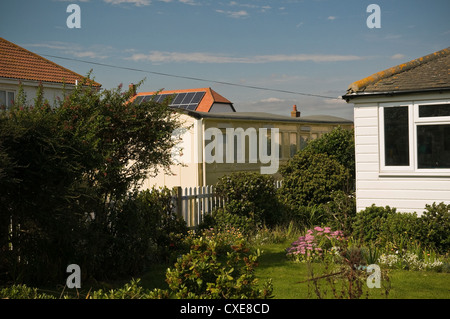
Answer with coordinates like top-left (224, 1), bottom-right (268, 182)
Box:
top-left (379, 171), bottom-right (450, 178)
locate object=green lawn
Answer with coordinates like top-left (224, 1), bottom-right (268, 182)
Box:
top-left (254, 242), bottom-right (450, 299)
top-left (135, 241), bottom-right (449, 299)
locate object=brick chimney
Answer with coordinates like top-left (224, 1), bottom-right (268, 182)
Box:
top-left (291, 104), bottom-right (300, 117)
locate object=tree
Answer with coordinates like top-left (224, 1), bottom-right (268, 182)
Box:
top-left (0, 77), bottom-right (183, 284)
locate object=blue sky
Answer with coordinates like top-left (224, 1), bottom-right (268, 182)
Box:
top-left (1, 0), bottom-right (449, 120)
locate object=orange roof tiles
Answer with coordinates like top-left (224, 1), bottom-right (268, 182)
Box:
top-left (133, 87), bottom-right (234, 112)
top-left (0, 37), bottom-right (100, 87)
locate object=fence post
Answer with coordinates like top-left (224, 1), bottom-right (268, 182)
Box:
top-left (173, 186), bottom-right (183, 218)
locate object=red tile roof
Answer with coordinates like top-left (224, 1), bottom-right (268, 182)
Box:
top-left (132, 87), bottom-right (234, 112)
top-left (0, 37), bottom-right (100, 87)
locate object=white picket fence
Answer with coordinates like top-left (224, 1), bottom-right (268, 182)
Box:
top-left (172, 186), bottom-right (225, 228)
top-left (172, 180), bottom-right (282, 228)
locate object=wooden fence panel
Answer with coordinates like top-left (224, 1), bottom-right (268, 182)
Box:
top-left (173, 181), bottom-right (281, 228)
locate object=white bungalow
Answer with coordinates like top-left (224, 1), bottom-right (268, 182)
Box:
top-left (343, 47), bottom-right (450, 214)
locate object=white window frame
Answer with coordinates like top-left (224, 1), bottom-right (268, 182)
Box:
top-left (0, 89), bottom-right (15, 108)
top-left (379, 99), bottom-right (450, 176)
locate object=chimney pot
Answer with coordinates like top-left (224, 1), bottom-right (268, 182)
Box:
top-left (291, 104), bottom-right (300, 117)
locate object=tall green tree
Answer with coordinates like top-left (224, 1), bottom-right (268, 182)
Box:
top-left (0, 77), bottom-right (182, 284)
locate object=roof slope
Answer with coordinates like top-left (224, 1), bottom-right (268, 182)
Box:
top-left (186, 111), bottom-right (353, 124)
top-left (0, 37), bottom-right (100, 87)
top-left (132, 87), bottom-right (234, 112)
top-left (344, 47), bottom-right (450, 98)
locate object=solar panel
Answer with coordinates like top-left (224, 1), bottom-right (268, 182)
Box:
top-left (135, 91), bottom-right (205, 111)
top-left (133, 96), bottom-right (144, 104)
top-left (181, 92), bottom-right (195, 104)
top-left (191, 92), bottom-right (204, 104)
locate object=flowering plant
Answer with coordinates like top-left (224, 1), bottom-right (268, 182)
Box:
top-left (286, 226), bottom-right (346, 263)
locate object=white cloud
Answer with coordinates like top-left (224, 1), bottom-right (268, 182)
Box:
top-left (25, 42), bottom-right (110, 59)
top-left (127, 51), bottom-right (365, 64)
top-left (391, 53), bottom-right (406, 60)
top-left (103, 0), bottom-right (151, 6)
top-left (216, 9), bottom-right (249, 19)
top-left (178, 0), bottom-right (198, 5)
top-left (327, 16), bottom-right (336, 20)
top-left (260, 97), bottom-right (286, 103)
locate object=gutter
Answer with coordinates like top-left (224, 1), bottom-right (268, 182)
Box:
top-left (342, 87), bottom-right (450, 102)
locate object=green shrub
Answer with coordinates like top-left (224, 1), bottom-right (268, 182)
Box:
top-left (202, 207), bottom-right (256, 235)
top-left (379, 211), bottom-right (421, 250)
top-left (323, 190), bottom-right (356, 236)
top-left (303, 126), bottom-right (355, 180)
top-left (205, 172), bottom-right (282, 233)
top-left (90, 278), bottom-right (166, 299)
top-left (277, 150), bottom-right (350, 227)
top-left (419, 202), bottom-right (450, 254)
top-left (0, 284), bottom-right (55, 299)
top-left (352, 205), bottom-right (397, 244)
top-left (0, 79), bottom-right (182, 285)
top-left (94, 187), bottom-right (188, 278)
top-left (165, 230), bottom-right (273, 299)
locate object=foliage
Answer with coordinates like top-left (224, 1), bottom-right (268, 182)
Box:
top-left (351, 205), bottom-right (397, 244)
top-left (0, 284), bottom-right (56, 299)
top-left (90, 278), bottom-right (167, 299)
top-left (303, 126), bottom-right (355, 180)
top-left (352, 202), bottom-right (450, 256)
top-left (165, 229), bottom-right (273, 299)
top-left (277, 150), bottom-right (351, 223)
top-left (0, 77), bottom-right (182, 285)
top-left (323, 190), bottom-right (356, 236)
top-left (203, 172), bottom-right (282, 234)
top-left (89, 187), bottom-right (188, 279)
top-left (419, 202), bottom-right (450, 254)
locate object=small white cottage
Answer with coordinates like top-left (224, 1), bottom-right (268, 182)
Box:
top-left (343, 47), bottom-right (450, 214)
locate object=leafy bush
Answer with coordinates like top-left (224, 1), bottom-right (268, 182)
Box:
top-left (165, 229), bottom-right (273, 299)
top-left (352, 203), bottom-right (450, 255)
top-left (278, 150), bottom-right (351, 226)
top-left (323, 190), bottom-right (356, 236)
top-left (303, 126), bottom-right (355, 180)
top-left (203, 172), bottom-right (282, 233)
top-left (90, 278), bottom-right (166, 299)
top-left (95, 187), bottom-right (188, 278)
top-left (378, 211), bottom-right (421, 250)
top-left (351, 205), bottom-right (397, 244)
top-left (419, 202), bottom-right (450, 254)
top-left (0, 79), bottom-right (183, 285)
top-left (0, 284), bottom-right (56, 299)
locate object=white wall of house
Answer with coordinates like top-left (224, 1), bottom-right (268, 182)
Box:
top-left (353, 92), bottom-right (450, 215)
top-left (0, 78), bottom-right (77, 107)
top-left (139, 114), bottom-right (203, 190)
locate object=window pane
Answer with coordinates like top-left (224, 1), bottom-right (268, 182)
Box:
top-left (290, 132), bottom-right (297, 157)
top-left (417, 124), bottom-right (450, 168)
top-left (419, 104), bottom-right (450, 117)
top-left (7, 92), bottom-right (14, 106)
top-left (384, 106), bottom-right (409, 166)
top-left (0, 91), bottom-right (5, 106)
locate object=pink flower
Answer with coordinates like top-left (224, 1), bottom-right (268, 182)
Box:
top-left (314, 226), bottom-right (323, 232)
